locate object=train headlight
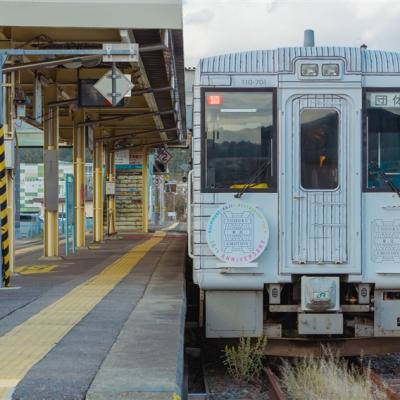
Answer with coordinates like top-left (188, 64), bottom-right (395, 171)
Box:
top-left (322, 63), bottom-right (340, 76)
top-left (301, 64), bottom-right (318, 76)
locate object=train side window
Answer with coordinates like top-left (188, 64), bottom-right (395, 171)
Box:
top-left (300, 109), bottom-right (339, 190)
top-left (203, 90), bottom-right (275, 192)
top-left (366, 92), bottom-right (400, 191)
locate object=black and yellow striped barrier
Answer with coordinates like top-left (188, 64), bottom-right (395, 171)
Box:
top-left (0, 125), bottom-right (10, 286)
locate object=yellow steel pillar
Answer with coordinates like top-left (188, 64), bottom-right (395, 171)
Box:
top-left (6, 162), bottom-right (14, 270)
top-left (142, 148), bottom-right (149, 233)
top-left (43, 87), bottom-right (59, 258)
top-left (93, 140), bottom-right (104, 243)
top-left (106, 146), bottom-right (116, 236)
top-left (73, 112), bottom-right (86, 248)
top-left (5, 71), bottom-right (15, 274)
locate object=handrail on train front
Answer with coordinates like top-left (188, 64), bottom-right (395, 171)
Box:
top-left (187, 170), bottom-right (194, 259)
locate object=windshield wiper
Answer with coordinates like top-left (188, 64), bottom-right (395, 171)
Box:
top-left (369, 162), bottom-right (400, 198)
top-left (234, 160), bottom-right (271, 199)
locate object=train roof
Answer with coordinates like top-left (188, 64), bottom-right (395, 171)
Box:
top-left (199, 47), bottom-right (400, 74)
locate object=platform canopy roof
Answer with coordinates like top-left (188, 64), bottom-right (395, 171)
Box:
top-left (0, 0), bottom-right (185, 150)
top-left (0, 0), bottom-right (183, 29)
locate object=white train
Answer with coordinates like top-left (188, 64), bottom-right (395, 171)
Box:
top-left (187, 31), bottom-right (400, 355)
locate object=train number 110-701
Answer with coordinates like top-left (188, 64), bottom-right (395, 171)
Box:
top-left (240, 78), bottom-right (268, 87)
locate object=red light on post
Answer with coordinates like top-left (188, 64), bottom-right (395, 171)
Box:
top-left (207, 95), bottom-right (223, 106)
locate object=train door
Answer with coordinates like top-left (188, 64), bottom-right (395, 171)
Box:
top-left (282, 94), bottom-right (361, 272)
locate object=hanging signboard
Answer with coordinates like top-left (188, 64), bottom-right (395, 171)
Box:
top-left (94, 67), bottom-right (134, 106)
top-left (153, 175), bottom-right (163, 186)
top-left (115, 149), bottom-right (130, 165)
top-left (156, 149), bottom-right (173, 165)
top-left (115, 151), bottom-right (143, 170)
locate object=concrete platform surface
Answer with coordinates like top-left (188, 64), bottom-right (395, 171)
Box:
top-left (86, 238), bottom-right (186, 400)
top-left (0, 232), bottom-right (187, 400)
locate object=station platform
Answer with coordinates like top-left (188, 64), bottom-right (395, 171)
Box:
top-left (0, 232), bottom-right (187, 400)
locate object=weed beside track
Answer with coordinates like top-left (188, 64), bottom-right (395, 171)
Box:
top-left (280, 353), bottom-right (388, 400)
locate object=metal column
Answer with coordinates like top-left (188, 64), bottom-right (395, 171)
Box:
top-left (43, 87), bottom-right (59, 258)
top-left (93, 140), bottom-right (104, 243)
top-left (73, 111), bottom-right (86, 248)
top-left (142, 148), bottom-right (149, 233)
top-left (65, 174), bottom-right (76, 256)
top-left (106, 146), bottom-right (116, 236)
top-left (160, 178), bottom-right (165, 226)
top-left (5, 71), bottom-right (15, 274)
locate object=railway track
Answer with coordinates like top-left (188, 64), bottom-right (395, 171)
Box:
top-left (264, 360), bottom-right (400, 400)
top-left (349, 357), bottom-right (400, 400)
top-left (264, 367), bottom-right (287, 400)
top-left (366, 368), bottom-right (400, 400)
top-left (187, 343), bottom-right (400, 400)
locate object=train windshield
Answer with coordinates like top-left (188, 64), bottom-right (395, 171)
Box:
top-left (204, 91), bottom-right (274, 191)
top-left (366, 92), bottom-right (400, 190)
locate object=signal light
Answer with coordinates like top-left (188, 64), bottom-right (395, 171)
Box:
top-left (207, 95), bottom-right (223, 105)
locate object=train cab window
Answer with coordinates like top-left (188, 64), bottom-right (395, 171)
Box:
top-left (300, 109), bottom-right (339, 190)
top-left (203, 90), bottom-right (275, 192)
top-left (366, 92), bottom-right (400, 190)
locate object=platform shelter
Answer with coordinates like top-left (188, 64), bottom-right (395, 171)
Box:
top-left (0, 0), bottom-right (185, 285)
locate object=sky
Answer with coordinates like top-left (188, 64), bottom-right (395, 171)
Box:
top-left (182, 0), bottom-right (400, 66)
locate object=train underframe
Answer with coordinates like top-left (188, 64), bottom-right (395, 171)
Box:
top-left (196, 276), bottom-right (400, 356)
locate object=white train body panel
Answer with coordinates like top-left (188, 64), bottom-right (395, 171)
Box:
top-left (190, 46), bottom-right (400, 338)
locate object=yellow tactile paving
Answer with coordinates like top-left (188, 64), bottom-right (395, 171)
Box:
top-left (0, 232), bottom-right (165, 400)
top-left (15, 264), bottom-right (57, 275)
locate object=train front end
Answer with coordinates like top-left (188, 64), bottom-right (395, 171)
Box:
top-left (189, 37), bottom-right (400, 354)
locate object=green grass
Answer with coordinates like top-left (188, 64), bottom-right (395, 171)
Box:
top-left (222, 336), bottom-right (267, 382)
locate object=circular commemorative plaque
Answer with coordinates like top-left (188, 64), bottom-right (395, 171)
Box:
top-left (206, 202), bottom-right (269, 265)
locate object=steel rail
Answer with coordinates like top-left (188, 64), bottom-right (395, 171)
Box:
top-left (368, 368), bottom-right (400, 400)
top-left (264, 367), bottom-right (287, 400)
top-left (352, 358), bottom-right (400, 400)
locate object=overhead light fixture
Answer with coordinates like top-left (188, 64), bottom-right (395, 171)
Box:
top-left (322, 64), bottom-right (340, 76)
top-left (301, 64), bottom-right (318, 76)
